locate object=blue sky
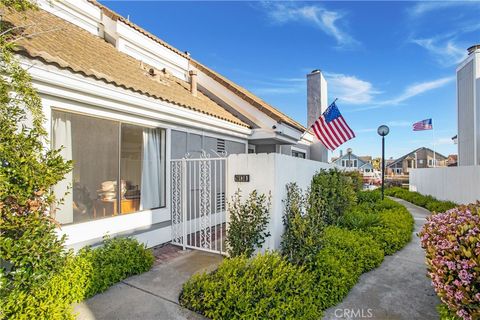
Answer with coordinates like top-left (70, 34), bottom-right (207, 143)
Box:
top-left (101, 1), bottom-right (480, 159)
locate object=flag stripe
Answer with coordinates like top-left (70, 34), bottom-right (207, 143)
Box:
top-left (314, 120), bottom-right (333, 150)
top-left (338, 116), bottom-right (355, 138)
top-left (316, 122), bottom-right (335, 150)
top-left (331, 119), bottom-right (345, 145)
top-left (310, 102), bottom-right (355, 151)
top-left (320, 117), bottom-right (341, 148)
top-left (332, 119), bottom-right (348, 142)
top-left (313, 121), bottom-right (334, 150)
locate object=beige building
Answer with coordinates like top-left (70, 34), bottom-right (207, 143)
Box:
top-left (387, 147), bottom-right (447, 175)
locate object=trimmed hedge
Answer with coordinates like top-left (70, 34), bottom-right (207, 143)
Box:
top-left (180, 189), bottom-right (414, 319)
top-left (180, 253), bottom-right (322, 320)
top-left (323, 226), bottom-right (384, 273)
top-left (1, 255), bottom-right (90, 320)
top-left (1, 237), bottom-right (154, 319)
top-left (385, 187), bottom-right (456, 213)
top-left (181, 225), bottom-right (392, 319)
top-left (78, 236), bottom-right (155, 299)
top-left (338, 193), bottom-right (414, 255)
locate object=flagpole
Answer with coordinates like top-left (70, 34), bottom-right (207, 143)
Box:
top-left (432, 120), bottom-right (436, 168)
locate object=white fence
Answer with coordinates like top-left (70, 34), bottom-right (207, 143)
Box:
top-left (409, 166), bottom-right (480, 204)
top-left (227, 153), bottom-right (333, 251)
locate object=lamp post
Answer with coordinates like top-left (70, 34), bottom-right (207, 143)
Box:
top-left (377, 125), bottom-right (390, 200)
top-left (347, 148), bottom-right (352, 168)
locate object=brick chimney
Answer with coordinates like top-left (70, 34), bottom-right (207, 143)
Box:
top-left (307, 70), bottom-right (328, 162)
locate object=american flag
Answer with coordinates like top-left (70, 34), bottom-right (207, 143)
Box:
top-left (311, 102), bottom-right (355, 150)
top-left (413, 119), bottom-right (433, 131)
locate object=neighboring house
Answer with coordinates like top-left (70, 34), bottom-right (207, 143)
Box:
top-left (331, 151), bottom-right (375, 173)
top-left (457, 45), bottom-right (480, 166)
top-left (387, 147), bottom-right (447, 175)
top-left (4, 0), bottom-right (331, 250)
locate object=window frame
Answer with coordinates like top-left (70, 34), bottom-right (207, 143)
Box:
top-left (51, 109), bottom-right (167, 226)
top-left (292, 149), bottom-right (306, 159)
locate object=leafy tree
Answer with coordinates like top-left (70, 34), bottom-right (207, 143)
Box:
top-left (0, 1), bottom-right (74, 317)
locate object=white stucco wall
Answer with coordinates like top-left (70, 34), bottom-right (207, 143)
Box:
top-left (409, 166), bottom-right (480, 204)
top-left (227, 153), bottom-right (333, 251)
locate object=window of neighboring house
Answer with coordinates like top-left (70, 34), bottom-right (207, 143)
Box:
top-left (428, 159), bottom-right (433, 166)
top-left (292, 150), bottom-right (306, 159)
top-left (419, 159), bottom-right (424, 164)
top-left (52, 110), bottom-right (166, 225)
top-left (353, 159), bottom-right (358, 167)
top-left (248, 145), bottom-right (256, 154)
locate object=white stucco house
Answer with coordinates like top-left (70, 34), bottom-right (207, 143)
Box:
top-left (4, 0), bottom-right (331, 250)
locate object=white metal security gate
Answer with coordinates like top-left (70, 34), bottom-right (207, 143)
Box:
top-left (171, 157), bottom-right (227, 255)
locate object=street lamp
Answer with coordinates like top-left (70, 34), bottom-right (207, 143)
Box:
top-left (377, 125), bottom-right (390, 200)
top-left (347, 148), bottom-right (352, 168)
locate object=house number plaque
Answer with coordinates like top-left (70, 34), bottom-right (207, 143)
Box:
top-left (234, 174), bottom-right (250, 182)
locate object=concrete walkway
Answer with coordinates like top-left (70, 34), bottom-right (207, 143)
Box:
top-left (75, 250), bottom-right (223, 320)
top-left (323, 198), bottom-right (440, 320)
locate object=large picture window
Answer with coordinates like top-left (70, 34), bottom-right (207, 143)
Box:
top-left (52, 110), bottom-right (166, 225)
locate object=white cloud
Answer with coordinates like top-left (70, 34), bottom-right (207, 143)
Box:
top-left (409, 1), bottom-right (480, 17)
top-left (263, 2), bottom-right (358, 47)
top-left (379, 76), bottom-right (455, 106)
top-left (412, 37), bottom-right (467, 66)
top-left (324, 72), bottom-right (379, 105)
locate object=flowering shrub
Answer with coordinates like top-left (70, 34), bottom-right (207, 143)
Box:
top-left (420, 204), bottom-right (480, 320)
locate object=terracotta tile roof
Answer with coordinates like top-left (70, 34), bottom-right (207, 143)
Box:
top-left (87, 0), bottom-right (306, 133)
top-left (87, 0), bottom-right (190, 59)
top-left (3, 7), bottom-right (249, 128)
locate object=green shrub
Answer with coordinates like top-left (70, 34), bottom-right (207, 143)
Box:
top-left (181, 186), bottom-right (415, 319)
top-left (0, 3), bottom-right (77, 319)
top-left (78, 236), bottom-right (154, 299)
top-left (385, 187), bottom-right (456, 213)
top-left (337, 208), bottom-right (381, 230)
top-left (366, 207), bottom-right (414, 255)
top-left (343, 170), bottom-right (364, 193)
top-left (308, 169), bottom-right (357, 225)
top-left (180, 253), bottom-right (322, 320)
top-left (281, 183), bottom-right (324, 265)
top-left (309, 246), bottom-right (360, 310)
top-left (1, 255), bottom-right (90, 320)
top-left (226, 190), bottom-right (271, 257)
top-left (356, 189), bottom-right (382, 204)
top-left (322, 226), bottom-right (384, 274)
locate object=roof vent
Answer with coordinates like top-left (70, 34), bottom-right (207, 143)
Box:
top-left (189, 70), bottom-right (198, 97)
top-left (467, 44), bottom-right (480, 55)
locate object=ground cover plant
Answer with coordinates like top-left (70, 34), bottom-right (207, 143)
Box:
top-left (180, 172), bottom-right (414, 319)
top-left (420, 203), bottom-right (480, 320)
top-left (386, 187), bottom-right (456, 213)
